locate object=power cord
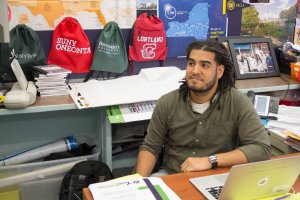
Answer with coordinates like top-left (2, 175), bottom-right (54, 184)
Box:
top-left (279, 74), bottom-right (290, 102)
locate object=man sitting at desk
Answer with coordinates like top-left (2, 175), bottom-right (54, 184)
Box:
top-left (135, 41), bottom-right (271, 177)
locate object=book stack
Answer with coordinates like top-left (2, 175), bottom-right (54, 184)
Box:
top-left (32, 65), bottom-right (71, 97)
top-left (283, 130), bottom-right (300, 151)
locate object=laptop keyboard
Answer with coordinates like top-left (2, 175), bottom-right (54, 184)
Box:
top-left (205, 185), bottom-right (223, 199)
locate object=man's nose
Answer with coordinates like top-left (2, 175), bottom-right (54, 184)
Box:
top-left (192, 64), bottom-right (202, 73)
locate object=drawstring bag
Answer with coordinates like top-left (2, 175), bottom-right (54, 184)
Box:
top-left (84, 21), bottom-right (128, 81)
top-left (48, 17), bottom-right (93, 73)
top-left (0, 24), bottom-right (46, 82)
top-left (128, 11), bottom-right (168, 74)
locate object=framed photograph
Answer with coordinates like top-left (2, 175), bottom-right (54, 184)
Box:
top-left (227, 37), bottom-right (280, 79)
top-left (218, 36), bottom-right (263, 62)
top-left (217, 36), bottom-right (235, 59)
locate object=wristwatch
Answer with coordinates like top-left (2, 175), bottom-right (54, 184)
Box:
top-left (209, 154), bottom-right (218, 169)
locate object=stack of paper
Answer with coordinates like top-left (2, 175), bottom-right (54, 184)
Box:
top-left (33, 65), bottom-right (71, 97)
top-left (283, 130), bottom-right (300, 151)
top-left (112, 140), bottom-right (144, 157)
top-left (88, 177), bottom-right (181, 200)
top-left (266, 105), bottom-right (300, 151)
top-left (112, 122), bottom-right (146, 157)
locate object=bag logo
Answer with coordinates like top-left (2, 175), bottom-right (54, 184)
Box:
top-left (98, 41), bottom-right (120, 55)
top-left (9, 49), bottom-right (15, 60)
top-left (141, 43), bottom-right (157, 59)
top-left (55, 38), bottom-right (91, 54)
top-left (165, 5), bottom-right (176, 19)
top-left (9, 48), bottom-right (37, 60)
top-left (137, 36), bottom-right (164, 59)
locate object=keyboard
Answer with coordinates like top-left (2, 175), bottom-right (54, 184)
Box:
top-left (205, 185), bottom-right (223, 199)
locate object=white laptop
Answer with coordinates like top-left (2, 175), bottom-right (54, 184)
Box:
top-left (190, 155), bottom-right (300, 200)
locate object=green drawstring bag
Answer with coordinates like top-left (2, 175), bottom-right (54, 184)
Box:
top-left (84, 21), bottom-right (128, 81)
top-left (0, 24), bottom-right (46, 82)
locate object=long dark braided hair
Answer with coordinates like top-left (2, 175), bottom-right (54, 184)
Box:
top-left (179, 40), bottom-right (236, 107)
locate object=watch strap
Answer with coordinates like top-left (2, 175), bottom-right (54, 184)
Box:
top-left (209, 154), bottom-right (218, 169)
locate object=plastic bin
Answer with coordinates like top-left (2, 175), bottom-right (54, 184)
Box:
top-left (20, 177), bottom-right (63, 200)
top-left (0, 135), bottom-right (100, 178)
top-left (0, 135), bottom-right (101, 200)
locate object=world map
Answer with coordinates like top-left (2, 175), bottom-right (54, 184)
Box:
top-left (8, 0), bottom-right (136, 30)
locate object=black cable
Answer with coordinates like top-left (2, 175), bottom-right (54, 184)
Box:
top-left (279, 74), bottom-right (290, 102)
top-left (0, 74), bottom-right (9, 90)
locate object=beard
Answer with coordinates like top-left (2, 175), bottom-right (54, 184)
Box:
top-left (186, 71), bottom-right (218, 94)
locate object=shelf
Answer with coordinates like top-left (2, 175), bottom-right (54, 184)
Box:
top-left (112, 149), bottom-right (139, 169)
top-left (236, 74), bottom-right (300, 93)
top-left (0, 95), bottom-right (76, 116)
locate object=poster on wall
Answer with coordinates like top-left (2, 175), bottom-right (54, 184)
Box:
top-left (137, 0), bottom-right (157, 11)
top-left (136, 0), bottom-right (158, 16)
top-left (7, 0), bottom-right (137, 30)
top-left (294, 0), bottom-right (300, 45)
top-left (241, 0), bottom-right (297, 46)
top-left (159, 0), bottom-right (228, 57)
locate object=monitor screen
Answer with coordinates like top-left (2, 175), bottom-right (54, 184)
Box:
top-left (0, 0), bottom-right (10, 43)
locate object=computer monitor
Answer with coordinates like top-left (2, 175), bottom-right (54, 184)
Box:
top-left (0, 0), bottom-right (10, 43)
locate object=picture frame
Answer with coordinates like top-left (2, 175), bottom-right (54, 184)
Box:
top-left (227, 37), bottom-right (280, 79)
top-left (217, 36), bottom-right (263, 62)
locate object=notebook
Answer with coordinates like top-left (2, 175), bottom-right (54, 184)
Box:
top-left (189, 155), bottom-right (300, 200)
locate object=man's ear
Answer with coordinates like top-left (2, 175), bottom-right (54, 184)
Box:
top-left (217, 64), bottom-right (225, 79)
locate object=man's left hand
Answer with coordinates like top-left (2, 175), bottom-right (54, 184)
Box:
top-left (181, 157), bottom-right (211, 172)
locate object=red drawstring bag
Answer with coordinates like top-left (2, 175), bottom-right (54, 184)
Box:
top-left (48, 17), bottom-right (93, 73)
top-left (128, 12), bottom-right (168, 74)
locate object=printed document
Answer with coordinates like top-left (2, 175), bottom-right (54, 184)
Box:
top-left (88, 177), bottom-right (181, 200)
top-left (68, 66), bottom-right (185, 109)
top-left (107, 101), bottom-right (156, 123)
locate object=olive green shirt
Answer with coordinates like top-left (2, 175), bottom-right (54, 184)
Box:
top-left (140, 88), bottom-right (271, 174)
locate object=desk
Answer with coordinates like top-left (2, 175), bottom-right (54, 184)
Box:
top-left (83, 153), bottom-right (300, 200)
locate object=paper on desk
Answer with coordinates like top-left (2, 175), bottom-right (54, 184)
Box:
top-left (277, 105), bottom-right (300, 118)
top-left (266, 109), bottom-right (300, 135)
top-left (68, 67), bottom-right (185, 109)
top-left (283, 130), bottom-right (300, 141)
top-left (88, 177), bottom-right (181, 200)
top-left (112, 173), bottom-right (142, 181)
top-left (258, 193), bottom-right (300, 200)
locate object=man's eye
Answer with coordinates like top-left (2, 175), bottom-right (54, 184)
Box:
top-left (188, 62), bottom-right (195, 67)
top-left (202, 63), bottom-right (209, 68)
